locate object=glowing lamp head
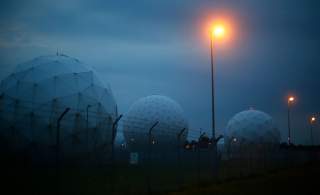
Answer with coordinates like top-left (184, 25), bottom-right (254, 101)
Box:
top-left (310, 116), bottom-right (316, 124)
top-left (288, 96), bottom-right (295, 103)
top-left (212, 25), bottom-right (225, 38)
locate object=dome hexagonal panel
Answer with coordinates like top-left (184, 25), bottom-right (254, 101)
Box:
top-left (0, 54), bottom-right (117, 158)
top-left (122, 95), bottom-right (188, 147)
top-left (225, 109), bottom-right (280, 145)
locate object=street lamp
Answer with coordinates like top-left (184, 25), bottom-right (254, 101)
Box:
top-left (210, 24), bottom-right (225, 177)
top-left (213, 25), bottom-right (225, 38)
top-left (210, 25), bottom-right (225, 138)
top-left (287, 96), bottom-right (295, 145)
top-left (309, 116), bottom-right (316, 146)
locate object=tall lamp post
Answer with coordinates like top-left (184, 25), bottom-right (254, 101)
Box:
top-left (210, 24), bottom-right (225, 177)
top-left (309, 116), bottom-right (316, 146)
top-left (287, 96), bottom-right (295, 145)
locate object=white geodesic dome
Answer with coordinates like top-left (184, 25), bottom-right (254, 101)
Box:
top-left (122, 95), bottom-right (188, 147)
top-left (0, 54), bottom-right (117, 157)
top-left (225, 109), bottom-right (280, 145)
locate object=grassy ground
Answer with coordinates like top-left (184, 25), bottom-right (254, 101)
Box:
top-left (3, 149), bottom-right (319, 195)
top-left (6, 162), bottom-right (319, 195)
top-left (169, 162), bottom-right (320, 195)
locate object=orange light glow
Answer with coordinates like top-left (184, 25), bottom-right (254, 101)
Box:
top-left (311, 116), bottom-right (316, 123)
top-left (212, 25), bottom-right (225, 38)
top-left (288, 96), bottom-right (295, 103)
top-left (203, 18), bottom-right (233, 43)
top-left (196, 9), bottom-right (240, 53)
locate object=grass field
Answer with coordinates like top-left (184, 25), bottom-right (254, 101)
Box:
top-left (3, 148), bottom-right (319, 194)
top-left (5, 161), bottom-right (319, 195)
top-left (169, 162), bottom-right (320, 195)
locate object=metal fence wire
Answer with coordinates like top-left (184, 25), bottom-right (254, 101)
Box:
top-left (1, 99), bottom-right (320, 195)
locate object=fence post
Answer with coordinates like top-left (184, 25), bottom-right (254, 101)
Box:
top-left (146, 121), bottom-right (159, 195)
top-left (56, 107), bottom-right (70, 195)
top-left (110, 114), bottom-right (123, 195)
top-left (176, 128), bottom-right (186, 189)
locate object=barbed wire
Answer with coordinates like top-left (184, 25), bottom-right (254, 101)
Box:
top-left (0, 97), bottom-right (216, 144)
top-left (0, 100), bottom-right (115, 119)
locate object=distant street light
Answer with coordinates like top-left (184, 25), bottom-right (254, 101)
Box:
top-left (233, 137), bottom-right (237, 143)
top-left (287, 96), bottom-right (295, 145)
top-left (309, 116), bottom-right (316, 145)
top-left (289, 97), bottom-right (295, 102)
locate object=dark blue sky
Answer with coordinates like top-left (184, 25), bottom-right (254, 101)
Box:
top-left (0, 0), bottom-right (319, 144)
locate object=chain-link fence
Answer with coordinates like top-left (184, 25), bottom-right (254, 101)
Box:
top-left (1, 99), bottom-right (320, 195)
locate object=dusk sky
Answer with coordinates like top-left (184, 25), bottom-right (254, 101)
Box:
top-left (0, 0), bottom-right (319, 144)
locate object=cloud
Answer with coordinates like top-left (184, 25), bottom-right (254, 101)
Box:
top-left (0, 0), bottom-right (319, 143)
